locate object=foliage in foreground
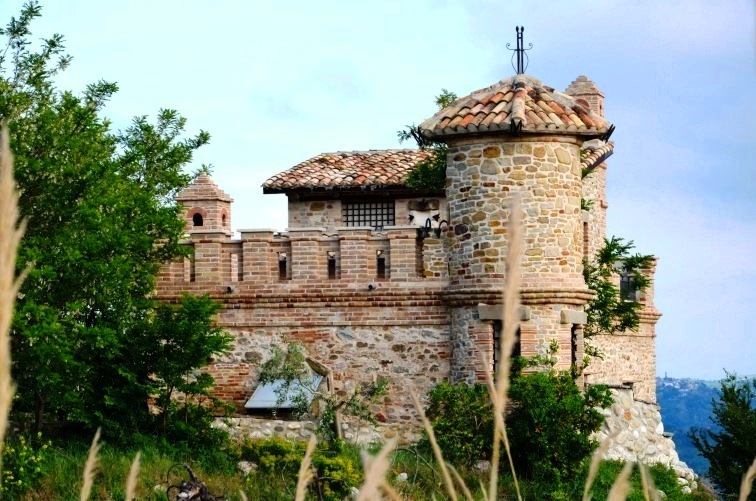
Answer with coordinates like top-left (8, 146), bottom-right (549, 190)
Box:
top-left (0, 432), bottom-right (716, 500)
top-left (422, 367), bottom-right (613, 484)
top-left (689, 373), bottom-right (756, 500)
top-left (1, 2), bottom-right (231, 444)
top-left (241, 436), bottom-right (362, 501)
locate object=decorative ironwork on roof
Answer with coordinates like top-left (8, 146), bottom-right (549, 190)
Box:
top-left (262, 149), bottom-right (433, 192)
top-left (419, 74), bottom-right (612, 140)
top-left (507, 26), bottom-right (533, 75)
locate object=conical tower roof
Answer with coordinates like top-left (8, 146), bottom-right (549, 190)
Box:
top-left (419, 74), bottom-right (611, 140)
top-left (176, 173), bottom-right (233, 202)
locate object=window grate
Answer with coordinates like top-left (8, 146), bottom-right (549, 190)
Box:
top-left (343, 201), bottom-right (395, 230)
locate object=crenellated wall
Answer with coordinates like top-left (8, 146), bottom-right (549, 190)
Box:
top-left (156, 226), bottom-right (451, 416)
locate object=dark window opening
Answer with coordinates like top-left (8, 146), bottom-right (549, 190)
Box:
top-left (376, 250), bottom-right (386, 279)
top-left (192, 213), bottom-right (204, 227)
top-left (620, 274), bottom-right (636, 301)
top-left (327, 252), bottom-right (337, 280)
top-left (493, 322), bottom-right (521, 374)
top-left (278, 252), bottom-right (288, 280)
top-left (343, 201), bottom-right (395, 230)
top-left (222, 214), bottom-right (227, 226)
top-left (571, 325), bottom-right (578, 367)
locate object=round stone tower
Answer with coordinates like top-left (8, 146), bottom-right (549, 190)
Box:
top-left (418, 74), bottom-right (612, 381)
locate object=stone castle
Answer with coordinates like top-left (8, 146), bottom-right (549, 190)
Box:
top-left (155, 72), bottom-right (677, 459)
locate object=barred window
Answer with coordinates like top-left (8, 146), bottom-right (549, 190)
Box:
top-left (342, 201), bottom-right (395, 230)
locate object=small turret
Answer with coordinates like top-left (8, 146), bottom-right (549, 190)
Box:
top-left (176, 173), bottom-right (233, 235)
top-left (565, 75), bottom-right (605, 118)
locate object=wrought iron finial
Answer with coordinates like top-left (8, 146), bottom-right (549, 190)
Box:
top-left (506, 26), bottom-right (533, 74)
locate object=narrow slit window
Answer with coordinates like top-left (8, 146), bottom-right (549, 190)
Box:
top-left (327, 251), bottom-right (337, 280)
top-left (278, 252), bottom-right (288, 280)
top-left (342, 201), bottom-right (395, 230)
top-left (376, 250), bottom-right (386, 279)
top-left (571, 325), bottom-right (578, 367)
top-left (193, 213), bottom-right (204, 227)
top-left (493, 322), bottom-right (521, 374)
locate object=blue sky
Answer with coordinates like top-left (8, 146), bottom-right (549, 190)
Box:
top-left (2, 0), bottom-right (753, 379)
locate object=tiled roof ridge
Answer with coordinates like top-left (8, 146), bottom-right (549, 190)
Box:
top-left (263, 149), bottom-right (434, 192)
top-left (419, 73), bottom-right (611, 139)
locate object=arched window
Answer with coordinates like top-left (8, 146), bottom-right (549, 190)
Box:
top-left (193, 213), bottom-right (204, 227)
top-left (222, 213), bottom-right (227, 227)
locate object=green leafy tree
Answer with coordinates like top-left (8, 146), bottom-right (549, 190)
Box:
top-left (689, 374), bottom-right (756, 500)
top-left (2, 2), bottom-right (217, 437)
top-left (259, 342), bottom-right (389, 444)
top-left (398, 89), bottom-right (457, 190)
top-left (582, 237), bottom-right (654, 357)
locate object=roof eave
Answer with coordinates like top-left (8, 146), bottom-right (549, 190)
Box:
top-left (421, 127), bottom-right (610, 143)
top-left (263, 184), bottom-right (444, 196)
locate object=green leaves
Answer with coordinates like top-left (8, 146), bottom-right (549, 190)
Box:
top-left (398, 89), bottom-right (457, 191)
top-left (583, 237), bottom-right (654, 340)
top-left (2, 3), bottom-right (219, 438)
top-left (689, 374), bottom-right (756, 500)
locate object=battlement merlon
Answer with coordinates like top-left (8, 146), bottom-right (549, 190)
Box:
top-left (155, 225), bottom-right (449, 293)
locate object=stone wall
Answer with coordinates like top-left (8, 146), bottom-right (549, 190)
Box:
top-left (287, 198), bottom-right (342, 230)
top-left (213, 416), bottom-right (421, 445)
top-left (581, 161), bottom-right (607, 260)
top-left (445, 137), bottom-right (586, 291)
top-left (587, 324), bottom-right (658, 403)
top-left (205, 323), bottom-right (451, 419)
top-left (597, 386), bottom-right (697, 493)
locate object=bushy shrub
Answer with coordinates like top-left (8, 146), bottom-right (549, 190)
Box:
top-left (507, 370), bottom-right (612, 483)
top-left (421, 382), bottom-right (493, 467)
top-left (241, 437), bottom-right (362, 501)
top-left (422, 369), bottom-right (612, 485)
top-left (2, 433), bottom-right (51, 498)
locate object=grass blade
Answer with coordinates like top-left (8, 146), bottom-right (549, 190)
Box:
top-left (410, 391), bottom-right (459, 501)
top-left (356, 437), bottom-right (398, 501)
top-left (80, 427), bottom-right (102, 501)
top-left (295, 435), bottom-right (317, 501)
top-left (124, 451), bottom-right (141, 501)
top-left (0, 126), bottom-right (24, 484)
top-left (740, 457), bottom-right (756, 501)
top-left (583, 434), bottom-right (615, 501)
top-left (607, 461), bottom-right (633, 501)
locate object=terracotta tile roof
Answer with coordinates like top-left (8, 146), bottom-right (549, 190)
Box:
top-left (581, 141), bottom-right (614, 171)
top-left (419, 74), bottom-right (611, 140)
top-left (263, 149), bottom-right (433, 192)
top-left (176, 173), bottom-right (233, 202)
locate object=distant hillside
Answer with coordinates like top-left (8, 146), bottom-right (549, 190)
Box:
top-left (656, 376), bottom-right (719, 475)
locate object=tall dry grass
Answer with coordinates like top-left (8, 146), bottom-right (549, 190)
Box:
top-left (0, 126), bottom-right (25, 489)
